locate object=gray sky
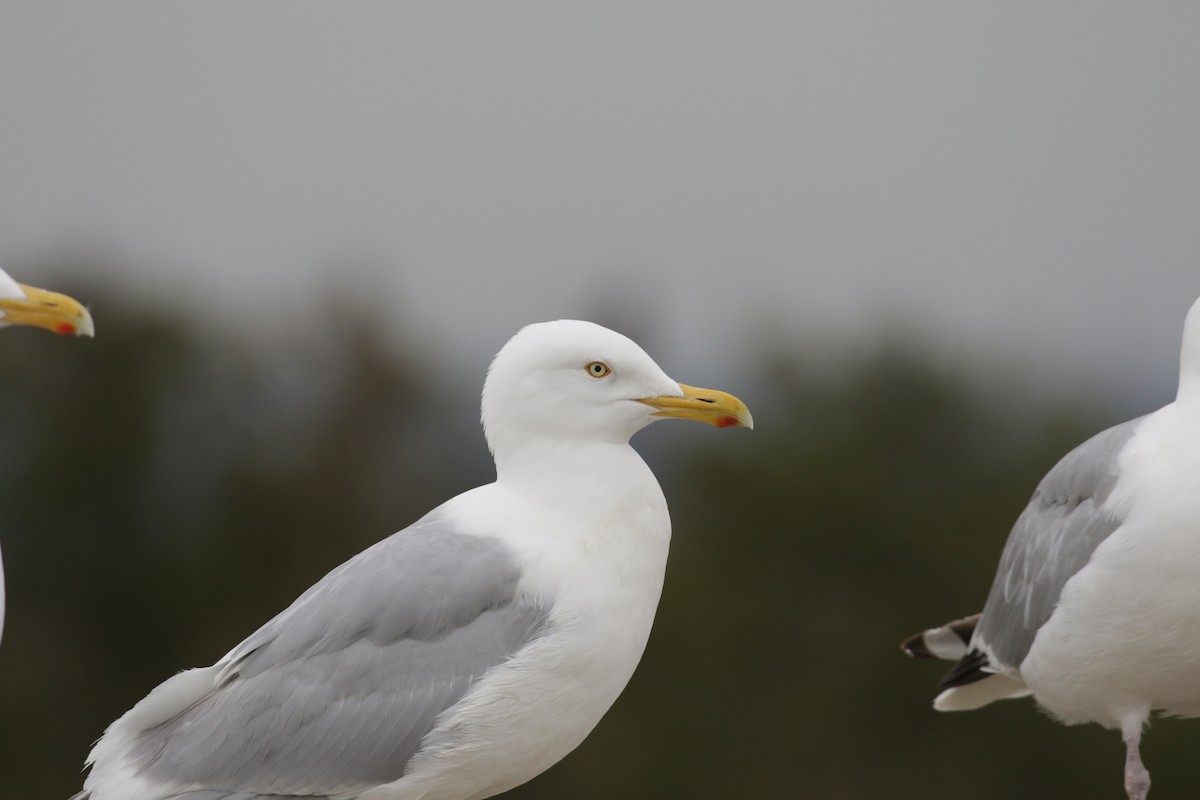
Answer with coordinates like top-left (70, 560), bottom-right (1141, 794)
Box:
top-left (1, 3), bottom-right (1198, 404)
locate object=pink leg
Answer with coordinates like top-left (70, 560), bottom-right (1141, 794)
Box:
top-left (1122, 719), bottom-right (1151, 800)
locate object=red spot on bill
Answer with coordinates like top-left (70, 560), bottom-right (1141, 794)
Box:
top-left (715, 416), bottom-right (738, 428)
top-left (54, 322), bottom-right (76, 335)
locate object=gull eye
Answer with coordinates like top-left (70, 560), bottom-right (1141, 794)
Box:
top-left (585, 361), bottom-right (612, 379)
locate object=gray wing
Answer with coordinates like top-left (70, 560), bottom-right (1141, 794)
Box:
top-left (971, 416), bottom-right (1144, 671)
top-left (121, 513), bottom-right (549, 797)
top-left (164, 794), bottom-right (313, 800)
top-left (75, 792), bottom-right (311, 800)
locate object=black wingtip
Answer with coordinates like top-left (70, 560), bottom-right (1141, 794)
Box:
top-left (900, 613), bottom-right (981, 659)
top-left (937, 649), bottom-right (992, 690)
top-left (900, 632), bottom-right (935, 659)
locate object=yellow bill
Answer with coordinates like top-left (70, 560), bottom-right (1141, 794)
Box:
top-left (0, 283), bottom-right (95, 337)
top-left (637, 383), bottom-right (753, 429)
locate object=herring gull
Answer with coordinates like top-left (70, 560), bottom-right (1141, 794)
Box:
top-left (74, 319), bottom-right (752, 800)
top-left (0, 265), bottom-right (94, 646)
top-left (903, 296), bottom-right (1200, 800)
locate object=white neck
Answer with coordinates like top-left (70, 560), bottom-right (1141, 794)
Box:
top-left (493, 438), bottom-right (657, 509)
top-left (488, 437), bottom-right (672, 605)
top-left (1176, 298), bottom-right (1200, 407)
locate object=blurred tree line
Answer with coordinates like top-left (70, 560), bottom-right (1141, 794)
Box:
top-left (0, 276), bottom-right (1190, 799)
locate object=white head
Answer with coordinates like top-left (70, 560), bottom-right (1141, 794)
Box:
top-left (1178, 295), bottom-right (1200, 404)
top-left (481, 320), bottom-right (751, 463)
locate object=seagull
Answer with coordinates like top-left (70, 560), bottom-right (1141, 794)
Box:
top-left (74, 319), bottom-right (752, 800)
top-left (902, 297), bottom-right (1200, 800)
top-left (0, 265), bottom-right (94, 646)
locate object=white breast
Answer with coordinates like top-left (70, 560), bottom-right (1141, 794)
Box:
top-left (365, 459), bottom-right (672, 800)
top-left (1021, 404), bottom-right (1200, 727)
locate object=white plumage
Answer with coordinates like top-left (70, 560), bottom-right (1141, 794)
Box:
top-left (904, 296), bottom-right (1200, 800)
top-left (76, 319), bottom-right (750, 800)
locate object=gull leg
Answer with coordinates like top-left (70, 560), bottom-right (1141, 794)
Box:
top-left (1122, 718), bottom-right (1151, 800)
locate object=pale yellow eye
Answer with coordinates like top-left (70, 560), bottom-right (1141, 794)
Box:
top-left (585, 361), bottom-right (612, 378)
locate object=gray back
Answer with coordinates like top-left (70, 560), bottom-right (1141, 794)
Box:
top-left (974, 416), bottom-right (1142, 669)
top-left (125, 514), bottom-right (549, 797)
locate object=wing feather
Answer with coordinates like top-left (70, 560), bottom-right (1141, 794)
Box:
top-left (969, 417), bottom-right (1142, 672)
top-left (85, 513), bottom-right (549, 798)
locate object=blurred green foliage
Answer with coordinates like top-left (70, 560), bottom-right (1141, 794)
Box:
top-left (0, 282), bottom-right (1190, 799)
